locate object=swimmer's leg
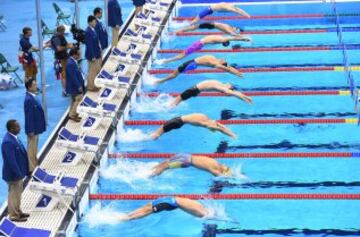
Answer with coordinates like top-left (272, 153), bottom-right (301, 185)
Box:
top-left (126, 203), bottom-right (154, 221)
top-left (176, 197), bottom-right (208, 218)
top-left (156, 70), bottom-right (179, 84)
top-left (176, 24), bottom-right (199, 33)
top-left (150, 161), bottom-right (170, 177)
top-left (161, 53), bottom-right (186, 64)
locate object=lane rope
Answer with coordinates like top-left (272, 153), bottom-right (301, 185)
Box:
top-left (108, 152), bottom-right (359, 159)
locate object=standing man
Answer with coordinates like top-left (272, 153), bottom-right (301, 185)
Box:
top-left (133, 0), bottom-right (145, 15)
top-left (1, 120), bottom-right (30, 222)
top-left (85, 15), bottom-right (102, 92)
top-left (108, 0), bottom-right (123, 47)
top-left (24, 78), bottom-right (46, 173)
top-left (50, 25), bottom-right (74, 96)
top-left (19, 27), bottom-right (39, 82)
top-left (94, 7), bottom-right (109, 53)
top-left (66, 48), bottom-right (84, 122)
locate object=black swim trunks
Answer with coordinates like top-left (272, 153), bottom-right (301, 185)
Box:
top-left (180, 86), bottom-right (201, 100)
top-left (163, 116), bottom-right (184, 133)
top-left (199, 22), bottom-right (215, 29)
top-left (152, 197), bottom-right (178, 213)
top-left (177, 59), bottom-right (197, 73)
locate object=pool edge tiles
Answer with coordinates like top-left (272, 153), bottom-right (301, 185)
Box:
top-left (0, 1), bottom-right (178, 237)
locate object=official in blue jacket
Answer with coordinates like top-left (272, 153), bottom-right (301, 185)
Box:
top-left (94, 7), bottom-right (108, 51)
top-left (24, 78), bottom-right (46, 173)
top-left (133, 0), bottom-right (146, 15)
top-left (85, 15), bottom-right (102, 92)
top-left (108, 0), bottom-right (123, 47)
top-left (66, 48), bottom-right (85, 122)
top-left (1, 120), bottom-right (30, 222)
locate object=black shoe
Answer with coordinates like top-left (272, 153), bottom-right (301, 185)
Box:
top-left (62, 91), bottom-right (69, 97)
top-left (20, 213), bottom-right (30, 218)
top-left (10, 216), bottom-right (28, 222)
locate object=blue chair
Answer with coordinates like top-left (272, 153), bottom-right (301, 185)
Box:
top-left (57, 127), bottom-right (101, 152)
top-left (52, 3), bottom-right (71, 26)
top-left (0, 53), bottom-right (22, 85)
top-left (32, 167), bottom-right (78, 188)
top-left (41, 20), bottom-right (56, 38)
top-left (0, 218), bottom-right (51, 237)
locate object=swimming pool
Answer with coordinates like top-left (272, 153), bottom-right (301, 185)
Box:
top-left (76, 1), bottom-right (360, 236)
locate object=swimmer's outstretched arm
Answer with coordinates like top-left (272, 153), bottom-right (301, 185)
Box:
top-left (230, 6), bottom-right (251, 18)
top-left (227, 35), bottom-right (251, 42)
top-left (175, 24), bottom-right (199, 34)
top-left (156, 70), bottom-right (179, 84)
top-left (209, 121), bottom-right (237, 139)
top-left (216, 64), bottom-right (243, 78)
top-left (169, 96), bottom-right (183, 108)
top-left (176, 197), bottom-right (208, 218)
top-left (124, 203), bottom-right (153, 221)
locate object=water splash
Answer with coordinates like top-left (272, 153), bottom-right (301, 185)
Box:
top-left (100, 159), bottom-right (175, 191)
top-left (202, 200), bottom-right (238, 224)
top-left (161, 31), bottom-right (175, 43)
top-left (117, 127), bottom-right (151, 143)
top-left (229, 164), bottom-right (251, 182)
top-left (169, 20), bottom-right (191, 30)
top-left (153, 58), bottom-right (167, 65)
top-left (84, 202), bottom-right (128, 228)
top-left (142, 71), bottom-right (161, 86)
top-left (133, 94), bottom-right (174, 113)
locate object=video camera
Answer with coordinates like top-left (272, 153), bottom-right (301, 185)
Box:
top-left (70, 24), bottom-right (86, 48)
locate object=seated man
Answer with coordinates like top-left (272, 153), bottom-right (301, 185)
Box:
top-left (120, 196), bottom-right (208, 221)
top-left (190, 3), bottom-right (250, 25)
top-left (151, 153), bottom-right (233, 177)
top-left (155, 35), bottom-right (251, 64)
top-left (170, 80), bottom-right (253, 107)
top-left (155, 55), bottom-right (242, 84)
top-left (150, 113), bottom-right (236, 140)
top-left (176, 22), bottom-right (243, 36)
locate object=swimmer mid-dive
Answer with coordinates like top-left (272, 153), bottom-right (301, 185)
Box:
top-left (170, 80), bottom-right (253, 107)
top-left (190, 3), bottom-right (251, 25)
top-left (176, 22), bottom-right (243, 36)
top-left (155, 55), bottom-right (242, 84)
top-left (119, 196), bottom-right (208, 221)
top-left (150, 113), bottom-right (237, 140)
top-left (151, 153), bottom-right (233, 177)
top-left (155, 35), bottom-right (251, 64)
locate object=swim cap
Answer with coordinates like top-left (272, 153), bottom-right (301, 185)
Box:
top-left (222, 41), bottom-right (230, 47)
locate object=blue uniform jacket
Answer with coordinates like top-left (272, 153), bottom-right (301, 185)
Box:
top-left (19, 36), bottom-right (34, 64)
top-left (66, 57), bottom-right (84, 95)
top-left (24, 92), bottom-right (46, 135)
top-left (95, 19), bottom-right (109, 50)
top-left (85, 27), bottom-right (101, 60)
top-left (108, 0), bottom-right (123, 27)
top-left (1, 133), bottom-right (29, 182)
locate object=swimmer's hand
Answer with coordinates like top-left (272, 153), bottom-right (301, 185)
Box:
top-left (235, 71), bottom-right (243, 78)
top-left (241, 36), bottom-right (252, 42)
top-left (243, 95), bottom-right (253, 104)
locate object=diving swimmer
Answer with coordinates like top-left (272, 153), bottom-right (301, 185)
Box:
top-left (151, 153), bottom-right (233, 177)
top-left (170, 80), bottom-right (253, 107)
top-left (150, 113), bottom-right (237, 140)
top-left (155, 55), bottom-right (243, 84)
top-left (119, 196), bottom-right (208, 220)
top-left (155, 35), bottom-right (251, 64)
top-left (176, 22), bottom-right (243, 36)
top-left (190, 3), bottom-right (250, 25)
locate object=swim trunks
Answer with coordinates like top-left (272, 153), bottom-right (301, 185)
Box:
top-left (163, 117), bottom-right (184, 133)
top-left (152, 196), bottom-right (178, 213)
top-left (180, 86), bottom-right (201, 100)
top-left (198, 7), bottom-right (214, 19)
top-left (184, 41), bottom-right (204, 55)
top-left (177, 59), bottom-right (198, 73)
top-left (199, 22), bottom-right (215, 29)
top-left (168, 153), bottom-right (192, 168)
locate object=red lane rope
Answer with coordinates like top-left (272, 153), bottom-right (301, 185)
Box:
top-left (158, 46), bottom-right (331, 54)
top-left (142, 90), bottom-right (341, 97)
top-left (108, 152), bottom-right (353, 159)
top-left (124, 118), bottom-right (346, 126)
top-left (173, 14), bottom-right (325, 21)
top-left (89, 193), bottom-right (360, 200)
top-left (175, 29), bottom-right (328, 36)
top-left (148, 67), bottom-right (334, 74)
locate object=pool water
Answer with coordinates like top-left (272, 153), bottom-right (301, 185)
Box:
top-left (76, 2), bottom-right (360, 237)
